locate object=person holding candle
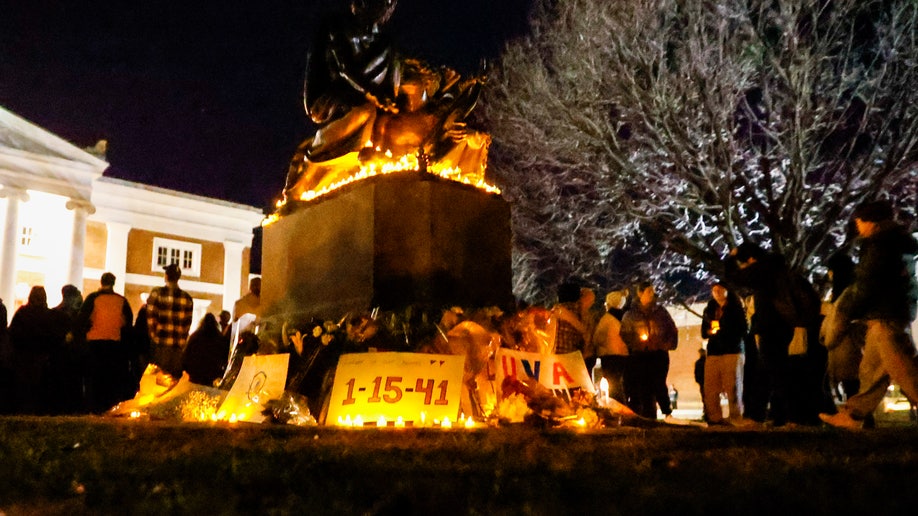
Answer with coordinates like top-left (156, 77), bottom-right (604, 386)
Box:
top-left (588, 289), bottom-right (630, 404)
top-left (620, 282), bottom-right (679, 420)
top-left (701, 282), bottom-right (748, 425)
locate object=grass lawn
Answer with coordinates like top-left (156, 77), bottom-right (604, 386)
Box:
top-left (1, 415), bottom-right (917, 515)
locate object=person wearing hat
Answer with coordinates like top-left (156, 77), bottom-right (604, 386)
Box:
top-left (75, 272), bottom-right (134, 413)
top-left (146, 263), bottom-right (194, 379)
top-left (820, 200), bottom-right (918, 429)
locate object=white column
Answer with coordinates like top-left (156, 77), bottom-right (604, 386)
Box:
top-left (65, 199), bottom-right (96, 288)
top-left (222, 240), bottom-right (246, 312)
top-left (104, 222), bottom-right (132, 294)
top-left (0, 187), bottom-right (28, 318)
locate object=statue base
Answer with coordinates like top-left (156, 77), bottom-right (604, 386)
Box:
top-left (261, 174), bottom-right (513, 319)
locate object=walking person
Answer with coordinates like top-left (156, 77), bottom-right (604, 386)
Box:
top-left (146, 264), bottom-right (195, 379)
top-left (701, 282), bottom-right (748, 425)
top-left (820, 200), bottom-right (918, 429)
top-left (620, 282), bottom-right (678, 420)
top-left (75, 273), bottom-right (134, 413)
top-left (820, 253), bottom-right (865, 404)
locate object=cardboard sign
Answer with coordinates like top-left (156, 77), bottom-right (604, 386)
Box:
top-left (217, 353), bottom-right (290, 423)
top-left (495, 349), bottom-right (594, 396)
top-left (326, 352), bottom-right (465, 426)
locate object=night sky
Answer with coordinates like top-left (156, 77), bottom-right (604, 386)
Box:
top-left (0, 0), bottom-right (533, 209)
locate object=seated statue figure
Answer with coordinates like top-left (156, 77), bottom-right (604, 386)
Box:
top-left (282, 0), bottom-right (490, 206)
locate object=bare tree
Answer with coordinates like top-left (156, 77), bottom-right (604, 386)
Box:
top-left (481, 0), bottom-right (918, 303)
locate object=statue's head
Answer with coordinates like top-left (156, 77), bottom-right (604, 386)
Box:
top-left (397, 59), bottom-right (440, 112)
top-left (350, 0), bottom-right (397, 28)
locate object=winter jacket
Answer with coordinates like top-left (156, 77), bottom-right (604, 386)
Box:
top-left (77, 289), bottom-right (133, 342)
top-left (725, 251), bottom-right (821, 332)
top-left (620, 302), bottom-right (678, 353)
top-left (588, 311), bottom-right (629, 357)
top-left (840, 221), bottom-right (918, 323)
top-left (701, 298), bottom-right (747, 356)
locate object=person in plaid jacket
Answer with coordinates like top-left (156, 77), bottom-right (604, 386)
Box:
top-left (147, 263), bottom-right (194, 378)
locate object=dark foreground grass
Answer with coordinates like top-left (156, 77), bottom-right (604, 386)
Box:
top-left (1, 416), bottom-right (917, 515)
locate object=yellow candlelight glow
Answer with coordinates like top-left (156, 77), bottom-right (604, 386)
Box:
top-left (377, 416), bottom-right (387, 428)
top-left (395, 416), bottom-right (406, 428)
top-left (441, 417), bottom-right (452, 428)
top-left (599, 377), bottom-right (609, 399)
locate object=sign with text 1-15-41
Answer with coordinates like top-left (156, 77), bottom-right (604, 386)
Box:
top-left (495, 349), bottom-right (594, 398)
top-left (326, 352), bottom-right (466, 425)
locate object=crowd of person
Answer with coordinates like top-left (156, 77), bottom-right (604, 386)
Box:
top-left (0, 200), bottom-right (914, 430)
top-left (0, 264), bottom-right (260, 416)
top-left (511, 199), bottom-right (916, 428)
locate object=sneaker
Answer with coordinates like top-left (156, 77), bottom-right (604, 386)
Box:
top-left (662, 414), bottom-right (691, 426)
top-left (819, 411), bottom-right (864, 430)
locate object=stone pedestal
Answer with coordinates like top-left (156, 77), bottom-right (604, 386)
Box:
top-left (261, 174), bottom-right (513, 319)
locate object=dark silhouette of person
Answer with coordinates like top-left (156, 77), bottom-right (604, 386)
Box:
top-left (694, 348), bottom-right (706, 402)
top-left (9, 286), bottom-right (64, 414)
top-left (182, 313), bottom-right (230, 386)
top-left (725, 243), bottom-right (826, 426)
top-left (219, 310), bottom-right (232, 339)
top-left (0, 297), bottom-right (12, 414)
top-left (75, 273), bottom-right (135, 413)
top-left (50, 284), bottom-right (84, 414)
top-left (132, 299), bottom-right (152, 382)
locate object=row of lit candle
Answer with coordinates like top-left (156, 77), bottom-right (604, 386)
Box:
top-left (335, 412), bottom-right (477, 429)
top-left (267, 149), bottom-right (501, 226)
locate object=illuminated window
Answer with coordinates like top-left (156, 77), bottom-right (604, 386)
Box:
top-left (20, 226), bottom-right (34, 248)
top-left (152, 237), bottom-right (201, 277)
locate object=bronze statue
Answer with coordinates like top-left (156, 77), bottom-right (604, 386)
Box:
top-left (282, 0), bottom-right (490, 206)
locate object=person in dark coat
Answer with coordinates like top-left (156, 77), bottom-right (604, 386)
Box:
top-left (0, 297), bottom-right (12, 414)
top-left (132, 300), bottom-right (152, 381)
top-left (182, 313), bottom-right (230, 386)
top-left (821, 200), bottom-right (918, 429)
top-left (9, 286), bottom-right (65, 414)
top-left (725, 243), bottom-right (826, 426)
top-left (700, 283), bottom-right (748, 424)
top-left (50, 284), bottom-right (84, 414)
top-left (694, 348), bottom-right (706, 402)
top-left (620, 282), bottom-right (679, 420)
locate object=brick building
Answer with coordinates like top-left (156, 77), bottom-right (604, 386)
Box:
top-left (0, 106), bottom-right (264, 325)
